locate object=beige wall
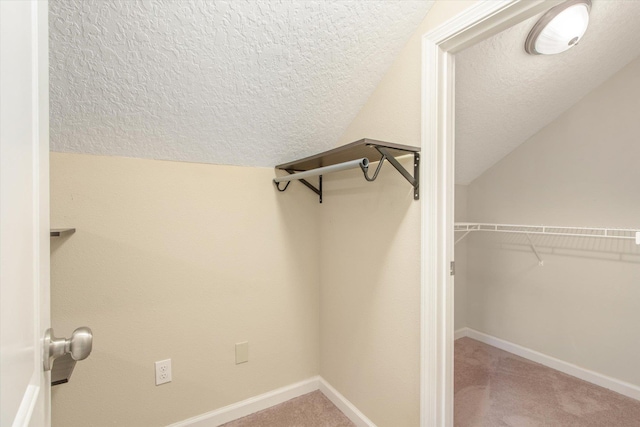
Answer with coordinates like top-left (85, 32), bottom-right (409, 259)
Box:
top-left (50, 153), bottom-right (320, 426)
top-left (463, 57), bottom-right (640, 384)
top-left (322, 2), bottom-right (477, 425)
top-left (50, 2), bottom-right (480, 426)
top-left (319, 160), bottom-right (421, 426)
top-left (337, 1), bottom-right (477, 147)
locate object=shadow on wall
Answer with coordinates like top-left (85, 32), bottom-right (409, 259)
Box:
top-left (465, 232), bottom-right (640, 264)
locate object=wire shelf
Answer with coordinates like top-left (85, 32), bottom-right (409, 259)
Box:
top-left (454, 223), bottom-right (640, 265)
top-left (455, 223), bottom-right (640, 242)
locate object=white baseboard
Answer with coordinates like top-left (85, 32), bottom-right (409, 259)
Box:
top-left (319, 378), bottom-right (377, 427)
top-left (457, 327), bottom-right (640, 401)
top-left (169, 376), bottom-right (376, 427)
top-left (168, 376), bottom-right (320, 427)
top-left (454, 327), bottom-right (470, 340)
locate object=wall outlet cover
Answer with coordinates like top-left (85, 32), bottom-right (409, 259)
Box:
top-left (155, 359), bottom-right (172, 385)
top-left (235, 342), bottom-right (249, 364)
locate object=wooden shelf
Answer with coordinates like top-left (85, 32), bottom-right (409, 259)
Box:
top-left (274, 139), bottom-right (420, 203)
top-left (276, 138), bottom-right (419, 171)
top-left (50, 228), bottom-right (76, 237)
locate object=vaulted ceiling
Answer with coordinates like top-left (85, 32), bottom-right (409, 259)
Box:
top-left (455, 1), bottom-right (640, 184)
top-left (49, 0), bottom-right (434, 167)
top-left (51, 1), bottom-right (640, 181)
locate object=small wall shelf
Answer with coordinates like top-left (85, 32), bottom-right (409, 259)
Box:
top-left (50, 228), bottom-right (76, 237)
top-left (274, 138), bottom-right (420, 203)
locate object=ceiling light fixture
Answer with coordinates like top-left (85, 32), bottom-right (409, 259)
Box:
top-left (525, 0), bottom-right (592, 55)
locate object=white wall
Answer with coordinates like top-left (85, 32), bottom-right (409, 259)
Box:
top-left (50, 153), bottom-right (320, 426)
top-left (463, 57), bottom-right (640, 385)
top-left (454, 185), bottom-right (468, 331)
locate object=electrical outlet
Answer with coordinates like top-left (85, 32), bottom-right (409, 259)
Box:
top-left (155, 359), bottom-right (172, 386)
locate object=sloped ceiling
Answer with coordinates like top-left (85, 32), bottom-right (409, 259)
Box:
top-left (455, 1), bottom-right (640, 185)
top-left (49, 0), bottom-right (433, 167)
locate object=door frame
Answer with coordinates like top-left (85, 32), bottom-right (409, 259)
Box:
top-left (419, 1), bottom-right (562, 425)
top-left (0, 0), bottom-right (50, 426)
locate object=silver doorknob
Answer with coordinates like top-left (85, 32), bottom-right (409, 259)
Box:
top-left (44, 327), bottom-right (93, 371)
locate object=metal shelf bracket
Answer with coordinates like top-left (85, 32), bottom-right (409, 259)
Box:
top-left (274, 170), bottom-right (323, 203)
top-left (290, 170), bottom-right (322, 204)
top-left (371, 147), bottom-right (420, 200)
top-left (525, 233), bottom-right (544, 266)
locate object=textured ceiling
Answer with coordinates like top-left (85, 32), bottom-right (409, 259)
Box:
top-left (455, 1), bottom-right (640, 185)
top-left (49, 0), bottom-right (433, 167)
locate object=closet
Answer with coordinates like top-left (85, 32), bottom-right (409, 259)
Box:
top-left (452, 2), bottom-right (640, 425)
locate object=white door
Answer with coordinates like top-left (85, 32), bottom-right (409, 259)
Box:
top-left (1, 1), bottom-right (51, 426)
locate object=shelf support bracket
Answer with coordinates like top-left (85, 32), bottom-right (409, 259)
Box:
top-left (525, 233), bottom-right (544, 266)
top-left (375, 147), bottom-right (420, 200)
top-left (279, 169), bottom-right (322, 203)
top-left (455, 230), bottom-right (473, 245)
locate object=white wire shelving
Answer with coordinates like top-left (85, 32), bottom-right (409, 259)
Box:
top-left (454, 222), bottom-right (640, 265)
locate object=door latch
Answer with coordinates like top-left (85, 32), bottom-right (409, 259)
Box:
top-left (44, 327), bottom-right (93, 371)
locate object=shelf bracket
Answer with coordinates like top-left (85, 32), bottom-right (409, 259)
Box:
top-left (525, 233), bottom-right (544, 266)
top-left (274, 170), bottom-right (323, 203)
top-left (455, 230), bottom-right (473, 245)
top-left (375, 147), bottom-right (420, 200)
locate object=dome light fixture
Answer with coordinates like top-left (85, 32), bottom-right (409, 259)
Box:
top-left (525, 0), bottom-right (592, 55)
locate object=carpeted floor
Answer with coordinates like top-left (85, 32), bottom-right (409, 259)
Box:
top-left (220, 391), bottom-right (355, 427)
top-left (455, 337), bottom-right (640, 426)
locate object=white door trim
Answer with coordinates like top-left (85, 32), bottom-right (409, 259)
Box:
top-left (419, 1), bottom-right (558, 425)
top-left (0, 0), bottom-right (50, 425)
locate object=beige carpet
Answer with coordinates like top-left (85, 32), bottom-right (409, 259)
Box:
top-left (220, 391), bottom-right (355, 427)
top-left (455, 337), bottom-right (640, 426)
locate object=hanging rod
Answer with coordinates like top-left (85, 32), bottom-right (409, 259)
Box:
top-left (274, 158), bottom-right (369, 184)
top-left (273, 138), bottom-right (420, 203)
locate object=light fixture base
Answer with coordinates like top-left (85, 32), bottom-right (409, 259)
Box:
top-left (525, 0), bottom-right (592, 55)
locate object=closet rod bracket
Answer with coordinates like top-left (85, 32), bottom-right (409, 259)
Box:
top-left (274, 181), bottom-right (291, 192)
top-left (274, 169), bottom-right (323, 203)
top-left (361, 154), bottom-right (387, 182)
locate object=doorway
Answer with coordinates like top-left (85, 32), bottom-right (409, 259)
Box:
top-left (422, 1), bottom-right (640, 425)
